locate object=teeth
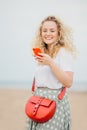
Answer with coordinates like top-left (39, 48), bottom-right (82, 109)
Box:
top-left (45, 38), bottom-right (52, 40)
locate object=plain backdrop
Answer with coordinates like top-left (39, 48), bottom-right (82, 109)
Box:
top-left (0, 0), bottom-right (87, 90)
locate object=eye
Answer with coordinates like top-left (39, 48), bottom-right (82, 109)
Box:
top-left (43, 30), bottom-right (47, 32)
top-left (51, 30), bottom-right (55, 32)
top-left (42, 29), bottom-right (47, 32)
top-left (50, 29), bottom-right (56, 32)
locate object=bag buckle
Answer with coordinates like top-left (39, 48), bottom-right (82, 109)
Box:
top-left (32, 97), bottom-right (44, 115)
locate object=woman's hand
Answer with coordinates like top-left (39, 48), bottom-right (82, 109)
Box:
top-left (35, 53), bottom-right (53, 66)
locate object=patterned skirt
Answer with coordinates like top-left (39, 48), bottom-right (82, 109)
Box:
top-left (26, 87), bottom-right (71, 130)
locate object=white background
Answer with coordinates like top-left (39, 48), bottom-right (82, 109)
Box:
top-left (0, 0), bottom-right (87, 90)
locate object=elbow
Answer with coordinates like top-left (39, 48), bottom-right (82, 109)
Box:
top-left (63, 80), bottom-right (73, 88)
top-left (66, 82), bottom-right (72, 88)
top-left (64, 71), bottom-right (74, 88)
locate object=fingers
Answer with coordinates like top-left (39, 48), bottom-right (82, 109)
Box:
top-left (34, 53), bottom-right (51, 65)
top-left (35, 55), bottom-right (43, 62)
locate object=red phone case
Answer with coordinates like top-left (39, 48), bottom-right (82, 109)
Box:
top-left (32, 48), bottom-right (42, 56)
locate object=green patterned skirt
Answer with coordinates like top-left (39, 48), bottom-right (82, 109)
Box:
top-left (26, 87), bottom-right (71, 130)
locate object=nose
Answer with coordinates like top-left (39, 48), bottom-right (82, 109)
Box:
top-left (46, 31), bottom-right (50, 35)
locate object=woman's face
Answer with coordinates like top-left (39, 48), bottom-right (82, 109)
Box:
top-left (41, 21), bottom-right (58, 46)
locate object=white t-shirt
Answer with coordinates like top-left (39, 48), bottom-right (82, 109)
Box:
top-left (34, 48), bottom-right (74, 89)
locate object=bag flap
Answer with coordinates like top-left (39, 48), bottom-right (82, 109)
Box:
top-left (29, 96), bottom-right (42, 103)
top-left (41, 98), bottom-right (53, 106)
top-left (29, 96), bottom-right (53, 107)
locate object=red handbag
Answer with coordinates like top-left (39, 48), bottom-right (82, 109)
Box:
top-left (25, 78), bottom-right (66, 123)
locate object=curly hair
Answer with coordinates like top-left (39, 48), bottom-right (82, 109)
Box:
top-left (32, 16), bottom-right (76, 57)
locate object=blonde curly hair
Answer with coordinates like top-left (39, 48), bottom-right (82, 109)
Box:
top-left (32, 16), bottom-right (76, 58)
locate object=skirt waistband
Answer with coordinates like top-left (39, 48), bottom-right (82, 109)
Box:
top-left (36, 86), bottom-right (63, 91)
top-left (34, 87), bottom-right (66, 101)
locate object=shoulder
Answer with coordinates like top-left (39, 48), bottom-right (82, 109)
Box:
top-left (57, 47), bottom-right (73, 59)
top-left (58, 47), bottom-right (71, 54)
top-left (55, 47), bottom-right (74, 64)
top-left (56, 48), bottom-right (74, 71)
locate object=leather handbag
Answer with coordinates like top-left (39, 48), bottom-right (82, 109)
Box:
top-left (25, 78), bottom-right (66, 123)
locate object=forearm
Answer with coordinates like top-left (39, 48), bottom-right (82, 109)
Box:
top-left (49, 60), bottom-right (73, 88)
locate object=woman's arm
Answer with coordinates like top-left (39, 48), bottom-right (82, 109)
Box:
top-left (49, 60), bottom-right (73, 88)
top-left (35, 53), bottom-right (73, 88)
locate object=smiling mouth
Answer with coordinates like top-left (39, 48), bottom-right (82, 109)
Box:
top-left (45, 37), bottom-right (53, 40)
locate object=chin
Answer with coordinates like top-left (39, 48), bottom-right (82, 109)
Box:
top-left (45, 41), bottom-right (54, 45)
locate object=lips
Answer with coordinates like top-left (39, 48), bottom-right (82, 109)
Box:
top-left (46, 38), bottom-right (52, 40)
top-left (45, 37), bottom-right (53, 40)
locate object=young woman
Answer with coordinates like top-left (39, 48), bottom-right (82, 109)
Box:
top-left (26, 16), bottom-right (76, 130)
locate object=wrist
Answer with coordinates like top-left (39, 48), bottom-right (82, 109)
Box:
top-left (49, 59), bottom-right (54, 67)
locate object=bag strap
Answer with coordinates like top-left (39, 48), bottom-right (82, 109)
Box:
top-left (32, 77), bottom-right (35, 92)
top-left (58, 87), bottom-right (66, 100)
top-left (31, 78), bottom-right (66, 100)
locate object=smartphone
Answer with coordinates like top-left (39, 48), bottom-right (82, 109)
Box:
top-left (32, 48), bottom-right (42, 56)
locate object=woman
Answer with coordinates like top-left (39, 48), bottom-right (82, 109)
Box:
top-left (26, 16), bottom-right (76, 130)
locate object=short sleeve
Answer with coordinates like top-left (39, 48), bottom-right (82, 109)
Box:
top-left (58, 48), bottom-right (74, 72)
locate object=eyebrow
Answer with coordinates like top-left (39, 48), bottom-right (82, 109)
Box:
top-left (42, 28), bottom-right (57, 30)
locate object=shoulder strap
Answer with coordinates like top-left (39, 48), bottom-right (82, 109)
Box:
top-left (58, 87), bottom-right (66, 100)
top-left (32, 77), bottom-right (35, 92)
top-left (31, 78), bottom-right (66, 100)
